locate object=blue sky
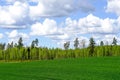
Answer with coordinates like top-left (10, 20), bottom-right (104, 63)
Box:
top-left (0, 0), bottom-right (120, 48)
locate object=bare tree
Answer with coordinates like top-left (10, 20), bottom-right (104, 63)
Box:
top-left (80, 39), bottom-right (86, 48)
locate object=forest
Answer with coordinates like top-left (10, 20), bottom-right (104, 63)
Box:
top-left (0, 37), bottom-right (119, 61)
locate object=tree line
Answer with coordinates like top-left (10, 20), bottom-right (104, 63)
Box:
top-left (0, 37), bottom-right (119, 61)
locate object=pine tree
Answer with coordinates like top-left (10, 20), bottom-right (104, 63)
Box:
top-left (64, 41), bottom-right (70, 50)
top-left (31, 39), bottom-right (39, 48)
top-left (27, 47), bottom-right (31, 59)
top-left (100, 41), bottom-right (104, 46)
top-left (0, 43), bottom-right (5, 50)
top-left (14, 43), bottom-right (18, 47)
top-left (18, 37), bottom-right (23, 48)
top-left (89, 37), bottom-right (95, 56)
top-left (35, 38), bottom-right (39, 46)
top-left (7, 43), bottom-right (11, 49)
top-left (31, 40), bottom-right (35, 48)
top-left (74, 38), bottom-right (79, 49)
top-left (112, 37), bottom-right (117, 45)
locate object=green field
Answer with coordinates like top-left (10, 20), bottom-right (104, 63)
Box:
top-left (0, 57), bottom-right (120, 80)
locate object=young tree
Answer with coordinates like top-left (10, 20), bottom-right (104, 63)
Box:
top-left (105, 41), bottom-right (109, 45)
top-left (112, 37), bottom-right (117, 45)
top-left (31, 39), bottom-right (39, 48)
top-left (7, 43), bottom-right (11, 49)
top-left (27, 47), bottom-right (31, 59)
top-left (18, 37), bottom-right (23, 48)
top-left (89, 37), bottom-right (95, 56)
top-left (7, 42), bottom-right (14, 49)
top-left (0, 43), bottom-right (5, 50)
top-left (14, 43), bottom-right (18, 47)
top-left (100, 41), bottom-right (104, 46)
top-left (35, 38), bottom-right (39, 46)
top-left (64, 41), bottom-right (70, 50)
top-left (31, 40), bottom-right (35, 48)
top-left (80, 39), bottom-right (86, 48)
top-left (74, 38), bottom-right (79, 49)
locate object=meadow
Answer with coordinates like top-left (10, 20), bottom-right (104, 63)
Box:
top-left (0, 56), bottom-right (120, 80)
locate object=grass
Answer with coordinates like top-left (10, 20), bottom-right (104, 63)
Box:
top-left (0, 57), bottom-right (120, 80)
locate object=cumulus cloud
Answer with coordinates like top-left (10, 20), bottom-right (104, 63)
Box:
top-left (30, 18), bottom-right (60, 36)
top-left (0, 1), bottom-right (30, 28)
top-left (57, 14), bottom-right (120, 40)
top-left (78, 14), bottom-right (120, 34)
top-left (0, 33), bottom-right (3, 39)
top-left (5, 0), bottom-right (38, 3)
top-left (30, 18), bottom-right (76, 42)
top-left (106, 0), bottom-right (120, 16)
top-left (0, 0), bottom-right (95, 29)
top-left (6, 30), bottom-right (29, 44)
top-left (6, 30), bottom-right (29, 39)
top-left (29, 0), bottom-right (95, 19)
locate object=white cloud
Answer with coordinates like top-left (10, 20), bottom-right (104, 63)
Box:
top-left (0, 33), bottom-right (3, 39)
top-left (29, 0), bottom-right (75, 18)
top-left (6, 30), bottom-right (29, 44)
top-left (101, 18), bottom-right (116, 33)
top-left (0, 1), bottom-right (29, 28)
top-left (5, 0), bottom-right (38, 3)
top-left (78, 14), bottom-right (101, 34)
top-left (30, 18), bottom-right (58, 36)
top-left (57, 14), bottom-right (120, 39)
top-left (78, 14), bottom-right (120, 34)
top-left (7, 30), bottom-right (18, 38)
top-left (0, 0), bottom-right (94, 29)
top-left (6, 30), bottom-right (29, 39)
top-left (106, 0), bottom-right (120, 16)
top-left (29, 0), bottom-right (94, 19)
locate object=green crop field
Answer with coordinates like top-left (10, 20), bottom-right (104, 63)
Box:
top-left (0, 57), bottom-right (120, 80)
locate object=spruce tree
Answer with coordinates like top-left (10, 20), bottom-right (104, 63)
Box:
top-left (0, 43), bottom-right (5, 50)
top-left (35, 38), bottom-right (39, 46)
top-left (64, 41), bottom-right (70, 50)
top-left (112, 37), bottom-right (117, 45)
top-left (31, 40), bottom-right (35, 48)
top-left (18, 37), bottom-right (23, 48)
top-left (74, 38), bottom-right (79, 49)
top-left (89, 37), bottom-right (95, 56)
top-left (100, 41), bottom-right (104, 46)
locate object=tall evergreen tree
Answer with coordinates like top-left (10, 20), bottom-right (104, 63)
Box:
top-left (112, 37), bottom-right (117, 45)
top-left (74, 38), bottom-right (79, 49)
top-left (14, 43), bottom-right (18, 47)
top-left (35, 38), bottom-right (39, 46)
top-left (7, 43), bottom-right (11, 49)
top-left (27, 47), bottom-right (31, 59)
top-left (89, 37), bottom-right (95, 56)
top-left (31, 40), bottom-right (35, 48)
top-left (18, 37), bottom-right (23, 48)
top-left (0, 43), bottom-right (5, 50)
top-left (7, 42), bottom-right (13, 49)
top-left (64, 41), bottom-right (70, 50)
top-left (100, 41), bottom-right (104, 46)
top-left (31, 39), bottom-right (39, 48)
